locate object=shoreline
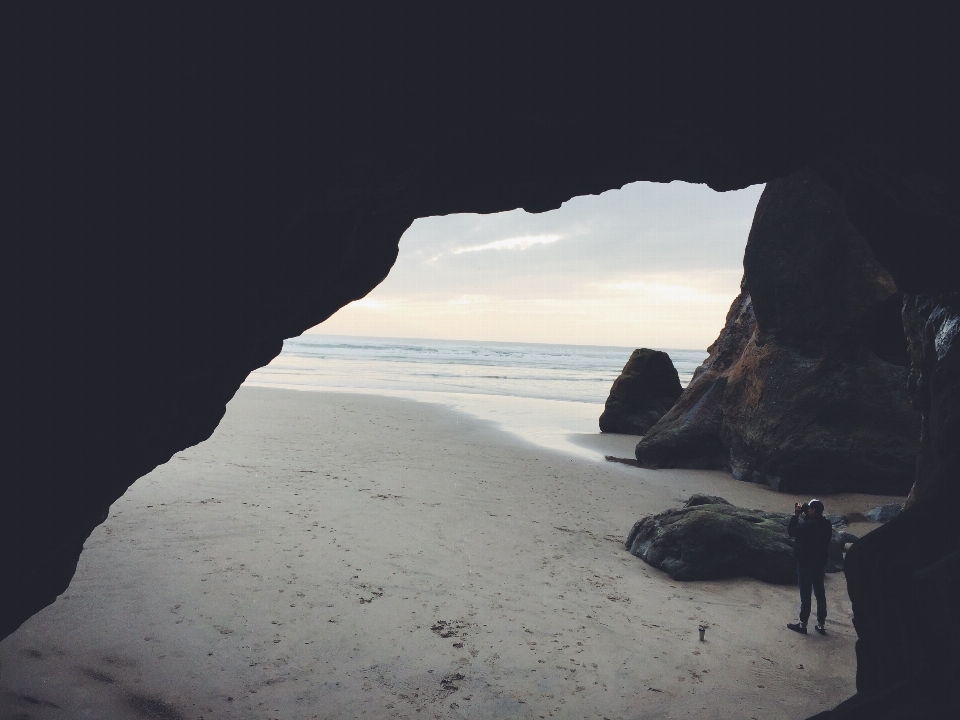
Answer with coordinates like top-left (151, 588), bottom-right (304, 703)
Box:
top-left (242, 378), bottom-right (609, 461)
top-left (0, 387), bottom-right (901, 719)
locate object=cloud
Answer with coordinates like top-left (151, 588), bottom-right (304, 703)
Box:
top-left (448, 294), bottom-right (491, 305)
top-left (594, 277), bottom-right (734, 304)
top-left (347, 298), bottom-right (388, 309)
top-left (451, 234), bottom-right (562, 254)
top-left (309, 181), bottom-right (766, 347)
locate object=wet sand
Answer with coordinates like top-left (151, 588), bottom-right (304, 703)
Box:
top-left (0, 387), bottom-right (903, 719)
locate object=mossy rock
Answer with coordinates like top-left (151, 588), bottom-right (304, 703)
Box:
top-left (625, 497), bottom-right (852, 583)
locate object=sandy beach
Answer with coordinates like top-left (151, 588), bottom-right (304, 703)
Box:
top-left (0, 387), bottom-right (903, 720)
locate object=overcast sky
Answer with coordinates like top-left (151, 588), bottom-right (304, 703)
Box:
top-left (310, 181), bottom-right (765, 349)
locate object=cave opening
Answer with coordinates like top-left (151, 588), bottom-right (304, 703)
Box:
top-left (247, 180), bottom-right (762, 460)
top-left (0, 177), bottom-right (917, 719)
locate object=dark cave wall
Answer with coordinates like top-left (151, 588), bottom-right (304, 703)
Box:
top-left (2, 2), bottom-right (960, 718)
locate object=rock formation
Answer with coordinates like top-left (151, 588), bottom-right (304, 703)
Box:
top-left (635, 168), bottom-right (920, 495)
top-left (3, 3), bottom-right (960, 718)
top-left (624, 494), bottom-right (852, 583)
top-left (630, 293), bottom-right (755, 469)
top-left (864, 504), bottom-right (903, 523)
top-left (822, 295), bottom-right (960, 719)
top-left (902, 294), bottom-right (960, 507)
top-left (599, 349), bottom-right (682, 434)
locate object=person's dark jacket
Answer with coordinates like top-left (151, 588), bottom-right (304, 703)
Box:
top-left (788, 513), bottom-right (833, 568)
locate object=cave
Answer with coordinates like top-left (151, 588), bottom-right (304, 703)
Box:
top-left (2, 2), bottom-right (958, 718)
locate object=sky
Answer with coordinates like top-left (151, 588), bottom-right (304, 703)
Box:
top-left (310, 181), bottom-right (766, 349)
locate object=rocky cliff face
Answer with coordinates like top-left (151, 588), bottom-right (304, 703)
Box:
top-left (632, 292), bottom-right (754, 469)
top-left (825, 296), bottom-right (960, 718)
top-left (3, 3), bottom-right (960, 718)
top-left (599, 349), bottom-right (681, 435)
top-left (902, 295), bottom-right (960, 506)
top-left (823, 327), bottom-right (960, 719)
top-left (636, 168), bottom-right (920, 494)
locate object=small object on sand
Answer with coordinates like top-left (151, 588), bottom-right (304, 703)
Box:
top-left (698, 625), bottom-right (706, 641)
top-left (605, 455), bottom-right (642, 467)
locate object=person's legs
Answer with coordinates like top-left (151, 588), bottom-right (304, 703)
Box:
top-left (797, 565), bottom-right (813, 625)
top-left (812, 567), bottom-right (826, 626)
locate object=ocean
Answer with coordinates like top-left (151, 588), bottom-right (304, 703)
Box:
top-left (244, 335), bottom-right (707, 459)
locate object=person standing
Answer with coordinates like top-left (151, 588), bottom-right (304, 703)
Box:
top-left (786, 499), bottom-right (833, 635)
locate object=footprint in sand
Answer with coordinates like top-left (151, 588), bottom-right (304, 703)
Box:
top-left (430, 619), bottom-right (470, 639)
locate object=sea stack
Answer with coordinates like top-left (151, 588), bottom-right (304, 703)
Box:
top-left (635, 167), bottom-right (920, 494)
top-left (599, 349), bottom-right (682, 435)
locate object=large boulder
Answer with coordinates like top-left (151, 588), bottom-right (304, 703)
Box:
top-left (624, 494), bottom-right (852, 583)
top-left (599, 349), bottom-right (682, 434)
top-left (635, 168), bottom-right (920, 494)
top-left (630, 292), bottom-right (754, 468)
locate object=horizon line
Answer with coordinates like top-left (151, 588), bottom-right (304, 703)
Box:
top-left (298, 330), bottom-right (708, 353)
